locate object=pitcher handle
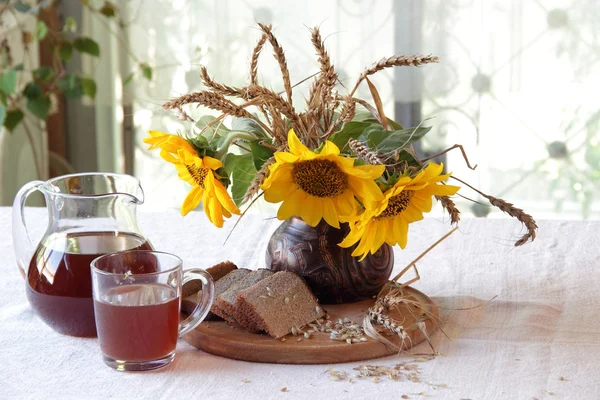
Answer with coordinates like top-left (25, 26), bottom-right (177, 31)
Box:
top-left (179, 269), bottom-right (214, 336)
top-left (12, 180), bottom-right (45, 279)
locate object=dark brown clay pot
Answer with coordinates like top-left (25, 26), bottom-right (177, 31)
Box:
top-left (265, 217), bottom-right (394, 304)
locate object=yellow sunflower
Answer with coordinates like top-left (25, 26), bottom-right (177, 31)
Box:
top-left (261, 129), bottom-right (385, 228)
top-left (339, 162), bottom-right (460, 260)
top-left (144, 131), bottom-right (240, 227)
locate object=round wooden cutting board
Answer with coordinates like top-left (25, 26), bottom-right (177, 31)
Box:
top-left (182, 286), bottom-right (438, 364)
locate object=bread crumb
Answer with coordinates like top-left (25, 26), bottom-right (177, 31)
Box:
top-left (281, 387), bottom-right (287, 392)
top-left (241, 378), bottom-right (250, 383)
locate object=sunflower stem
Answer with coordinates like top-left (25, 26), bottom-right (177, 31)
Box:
top-left (215, 132), bottom-right (258, 159)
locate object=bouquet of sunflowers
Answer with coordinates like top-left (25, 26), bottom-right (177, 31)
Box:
top-left (146, 24), bottom-right (537, 260)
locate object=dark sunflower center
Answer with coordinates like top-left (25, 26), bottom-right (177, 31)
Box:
top-left (378, 190), bottom-right (414, 218)
top-left (186, 165), bottom-right (208, 188)
top-left (292, 159), bottom-right (348, 197)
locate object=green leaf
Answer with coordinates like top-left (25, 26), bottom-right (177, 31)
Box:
top-left (140, 63), bottom-right (152, 80)
top-left (3, 109), bottom-right (24, 132)
top-left (58, 74), bottom-right (84, 98)
top-left (33, 66), bottom-right (55, 82)
top-left (27, 95), bottom-right (51, 119)
top-left (197, 115), bottom-right (230, 145)
top-left (81, 77), bottom-right (97, 99)
top-left (364, 125), bottom-right (431, 152)
top-left (74, 37), bottom-right (100, 57)
top-left (0, 92), bottom-right (6, 106)
top-left (397, 149), bottom-right (421, 167)
top-left (0, 69), bottom-right (17, 94)
top-left (0, 104), bottom-right (5, 128)
top-left (249, 140), bottom-right (275, 170)
top-left (190, 135), bottom-right (209, 149)
top-left (35, 21), bottom-right (48, 40)
top-left (59, 41), bottom-right (73, 61)
top-left (231, 117), bottom-right (266, 138)
top-left (353, 110), bottom-right (403, 130)
top-left (23, 82), bottom-right (42, 99)
top-left (99, 1), bottom-right (117, 17)
top-left (13, 1), bottom-right (31, 12)
top-left (328, 121), bottom-right (372, 149)
top-left (123, 72), bottom-right (135, 86)
top-left (223, 153), bottom-right (257, 206)
top-left (64, 17), bottom-right (77, 33)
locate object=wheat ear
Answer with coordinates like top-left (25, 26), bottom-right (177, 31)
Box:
top-left (436, 196), bottom-right (460, 224)
top-left (348, 139), bottom-right (385, 165)
top-left (242, 157), bottom-right (276, 205)
top-left (258, 23), bottom-right (293, 104)
top-left (450, 176), bottom-right (537, 246)
top-left (200, 66), bottom-right (246, 98)
top-left (350, 54), bottom-right (439, 96)
top-left (250, 29), bottom-right (269, 85)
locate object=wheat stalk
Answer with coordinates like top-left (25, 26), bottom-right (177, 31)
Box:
top-left (338, 97), bottom-right (356, 123)
top-left (164, 91), bottom-right (251, 117)
top-left (258, 23), bottom-right (293, 105)
top-left (242, 157), bottom-right (276, 205)
top-left (309, 27), bottom-right (337, 105)
top-left (350, 54), bottom-right (439, 96)
top-left (173, 107), bottom-right (194, 123)
top-left (349, 139), bottom-right (385, 165)
top-left (268, 105), bottom-right (288, 144)
top-left (436, 196), bottom-right (460, 224)
top-left (487, 195), bottom-right (538, 246)
top-left (250, 29), bottom-right (269, 85)
top-left (450, 176), bottom-right (538, 246)
top-left (247, 85), bottom-right (301, 127)
top-left (200, 66), bottom-right (246, 98)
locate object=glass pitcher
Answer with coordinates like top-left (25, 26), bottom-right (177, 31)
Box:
top-left (12, 173), bottom-right (153, 337)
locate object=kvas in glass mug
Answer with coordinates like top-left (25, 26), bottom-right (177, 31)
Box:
top-left (91, 250), bottom-right (214, 371)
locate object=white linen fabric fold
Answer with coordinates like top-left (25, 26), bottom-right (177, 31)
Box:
top-left (1, 207), bottom-right (598, 400)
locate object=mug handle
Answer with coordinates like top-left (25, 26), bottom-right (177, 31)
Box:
top-left (12, 180), bottom-right (45, 279)
top-left (179, 269), bottom-right (215, 336)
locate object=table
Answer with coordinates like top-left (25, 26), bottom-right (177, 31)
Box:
top-left (1, 207), bottom-right (599, 399)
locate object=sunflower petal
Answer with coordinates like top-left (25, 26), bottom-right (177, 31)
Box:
top-left (181, 186), bottom-right (203, 216)
top-left (322, 198), bottom-right (340, 228)
top-left (202, 156), bottom-right (223, 170)
top-left (288, 129), bottom-right (310, 155)
top-left (320, 140), bottom-right (340, 156)
top-left (343, 164), bottom-right (385, 179)
top-left (277, 189), bottom-right (305, 221)
top-left (301, 195), bottom-right (323, 227)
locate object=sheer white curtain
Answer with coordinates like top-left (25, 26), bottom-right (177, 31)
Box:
top-left (125, 0), bottom-right (600, 219)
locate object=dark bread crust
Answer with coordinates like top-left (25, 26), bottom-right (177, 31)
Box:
top-left (182, 260), bottom-right (237, 298)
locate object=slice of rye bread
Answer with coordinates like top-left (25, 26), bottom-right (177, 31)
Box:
top-left (214, 269), bottom-right (274, 325)
top-left (235, 271), bottom-right (326, 338)
top-left (182, 260), bottom-right (237, 298)
top-left (208, 268), bottom-right (251, 319)
top-left (181, 261), bottom-right (238, 316)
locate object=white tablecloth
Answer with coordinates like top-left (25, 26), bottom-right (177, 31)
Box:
top-left (1, 206), bottom-right (599, 399)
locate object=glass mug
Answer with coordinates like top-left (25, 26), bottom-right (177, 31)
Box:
top-left (91, 250), bottom-right (214, 371)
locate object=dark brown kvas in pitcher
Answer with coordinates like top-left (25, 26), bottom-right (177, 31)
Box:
top-left (13, 173), bottom-right (153, 337)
